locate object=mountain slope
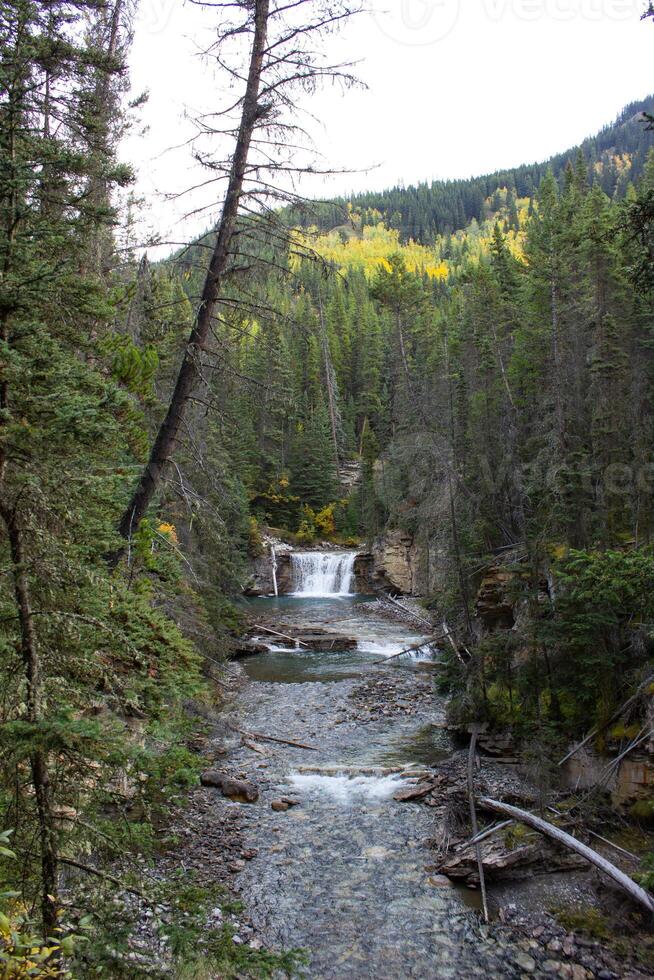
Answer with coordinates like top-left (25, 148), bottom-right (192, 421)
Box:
top-left (293, 95), bottom-right (654, 244)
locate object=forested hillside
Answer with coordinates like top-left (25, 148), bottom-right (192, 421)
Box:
top-left (287, 95), bottom-right (654, 242)
top-left (2, 0), bottom-right (654, 972)
top-left (157, 120), bottom-right (654, 735)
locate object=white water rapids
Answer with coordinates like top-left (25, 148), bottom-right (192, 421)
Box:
top-left (290, 550), bottom-right (357, 597)
top-left (288, 771), bottom-right (403, 802)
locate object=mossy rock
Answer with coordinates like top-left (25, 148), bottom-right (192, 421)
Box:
top-left (630, 798), bottom-right (654, 822)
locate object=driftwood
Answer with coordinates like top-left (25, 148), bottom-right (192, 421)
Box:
top-left (382, 593), bottom-right (434, 629)
top-left (238, 728), bottom-right (318, 751)
top-left (297, 765), bottom-right (432, 778)
top-left (599, 727), bottom-right (654, 785)
top-left (249, 624), bottom-right (308, 648)
top-left (372, 634), bottom-right (447, 665)
top-left (442, 620), bottom-right (467, 666)
top-left (468, 732), bottom-right (489, 923)
top-left (558, 672), bottom-right (654, 766)
top-left (60, 857), bottom-right (150, 902)
top-left (468, 819), bottom-right (515, 847)
top-left (587, 830), bottom-right (639, 862)
top-left (479, 797), bottom-right (654, 916)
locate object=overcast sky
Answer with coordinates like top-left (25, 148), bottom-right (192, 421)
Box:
top-left (123, 0), bottom-right (653, 252)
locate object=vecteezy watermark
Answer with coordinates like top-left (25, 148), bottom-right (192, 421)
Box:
top-left (372, 0), bottom-right (640, 46)
top-left (134, 0), bottom-right (176, 36)
top-left (372, 0), bottom-right (462, 46)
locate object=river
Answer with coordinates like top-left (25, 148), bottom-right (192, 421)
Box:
top-left (220, 552), bottom-right (531, 978)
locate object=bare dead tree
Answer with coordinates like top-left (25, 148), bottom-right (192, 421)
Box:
top-left (317, 282), bottom-right (343, 478)
top-left (116, 0), bottom-right (361, 547)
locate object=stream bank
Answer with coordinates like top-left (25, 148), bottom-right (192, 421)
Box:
top-left (111, 549), bottom-right (654, 979)
top-left (186, 551), bottom-right (652, 979)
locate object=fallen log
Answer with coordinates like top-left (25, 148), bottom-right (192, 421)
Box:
top-left (587, 830), bottom-right (639, 862)
top-left (442, 620), bottom-right (468, 666)
top-left (60, 857), bottom-right (150, 902)
top-left (248, 624), bottom-right (308, 648)
top-left (383, 593), bottom-right (434, 629)
top-left (393, 781), bottom-right (436, 801)
top-left (479, 797), bottom-right (654, 916)
top-left (468, 731), bottom-right (489, 923)
top-left (372, 634), bottom-right (447, 665)
top-left (468, 818), bottom-right (515, 847)
top-left (598, 727), bottom-right (654, 785)
top-left (296, 765), bottom-right (432, 778)
top-left (238, 728), bottom-right (318, 751)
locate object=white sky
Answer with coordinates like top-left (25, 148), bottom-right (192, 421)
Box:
top-left (123, 0), bottom-right (654, 252)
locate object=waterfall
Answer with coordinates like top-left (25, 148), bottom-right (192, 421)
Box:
top-left (270, 544), bottom-right (278, 597)
top-left (290, 551), bottom-right (357, 597)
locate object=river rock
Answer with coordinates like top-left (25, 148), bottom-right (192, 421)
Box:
top-left (514, 950), bottom-right (537, 972)
top-left (200, 771), bottom-right (259, 802)
top-left (440, 837), bottom-right (587, 885)
top-left (426, 874), bottom-right (453, 888)
top-left (233, 639), bottom-right (269, 658)
top-left (271, 799), bottom-right (290, 812)
top-left (393, 781), bottom-right (436, 802)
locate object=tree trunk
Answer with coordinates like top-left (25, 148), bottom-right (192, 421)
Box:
top-left (116, 0), bottom-right (270, 545)
top-left (317, 286), bottom-right (341, 479)
top-left (468, 731), bottom-right (489, 923)
top-left (479, 797), bottom-right (654, 916)
top-left (0, 505), bottom-right (58, 936)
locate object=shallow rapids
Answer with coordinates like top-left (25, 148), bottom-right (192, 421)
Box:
top-left (218, 594), bottom-right (528, 978)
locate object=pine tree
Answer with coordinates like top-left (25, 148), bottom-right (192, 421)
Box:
top-left (289, 401), bottom-right (339, 510)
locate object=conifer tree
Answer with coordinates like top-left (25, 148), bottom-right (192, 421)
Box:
top-left (289, 401), bottom-right (339, 510)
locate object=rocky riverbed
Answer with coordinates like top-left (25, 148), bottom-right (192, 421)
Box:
top-left (106, 578), bottom-right (654, 979)
top-left (176, 591), bottom-right (652, 979)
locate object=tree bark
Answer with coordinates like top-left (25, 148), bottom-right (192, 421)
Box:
top-left (317, 286), bottom-right (341, 479)
top-left (479, 797), bottom-right (654, 916)
top-left (0, 505), bottom-right (58, 936)
top-left (468, 731), bottom-right (489, 923)
top-left (116, 0), bottom-right (270, 545)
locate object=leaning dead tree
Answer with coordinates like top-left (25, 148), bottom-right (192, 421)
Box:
top-left (116, 0), bottom-right (361, 545)
top-left (480, 798), bottom-right (654, 917)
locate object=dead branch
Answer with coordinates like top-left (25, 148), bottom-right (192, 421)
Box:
top-left (468, 731), bottom-right (489, 923)
top-left (250, 623), bottom-right (308, 647)
top-left (60, 857), bottom-right (150, 902)
top-left (237, 727), bottom-right (317, 751)
top-left (372, 635), bottom-right (447, 665)
top-left (382, 592), bottom-right (433, 628)
top-left (479, 797), bottom-right (654, 916)
top-left (558, 672), bottom-right (654, 766)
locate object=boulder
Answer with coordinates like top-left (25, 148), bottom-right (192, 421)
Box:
top-left (271, 797), bottom-right (301, 811)
top-left (440, 837), bottom-right (587, 886)
top-left (393, 781), bottom-right (437, 802)
top-left (233, 639), bottom-right (269, 658)
top-left (200, 771), bottom-right (259, 803)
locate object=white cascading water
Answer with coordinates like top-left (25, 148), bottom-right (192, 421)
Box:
top-left (290, 551), bottom-right (357, 597)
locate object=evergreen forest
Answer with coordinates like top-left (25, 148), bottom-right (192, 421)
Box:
top-left (2, 0), bottom-right (654, 975)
